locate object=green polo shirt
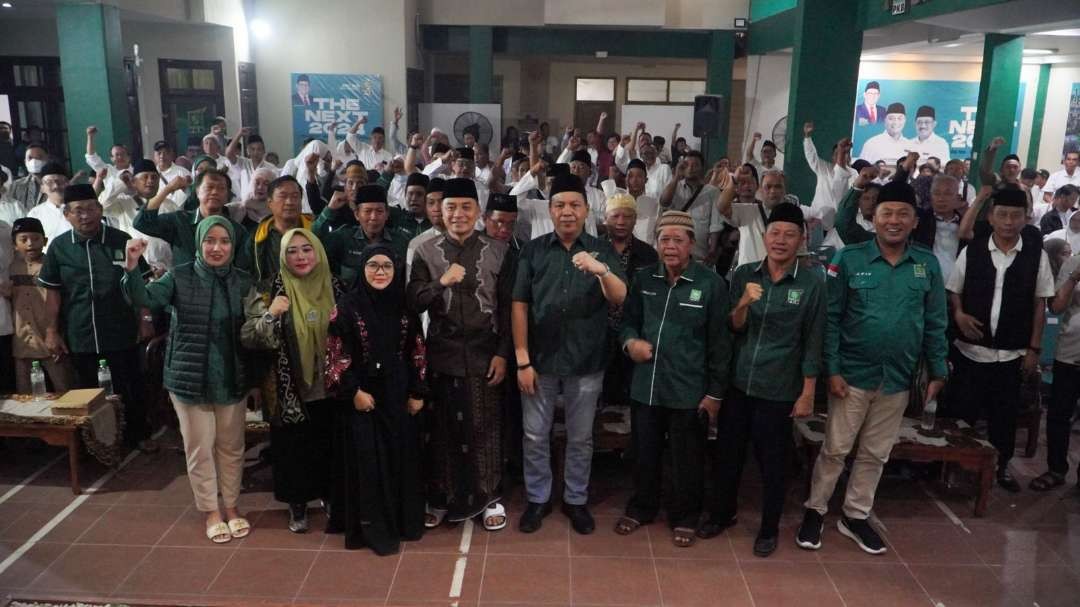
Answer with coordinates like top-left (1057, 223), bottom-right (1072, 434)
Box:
top-left (37, 226), bottom-right (147, 353)
top-left (729, 259), bottom-right (826, 402)
top-left (512, 231), bottom-right (626, 377)
top-left (322, 223), bottom-right (410, 290)
top-left (133, 207), bottom-right (252, 272)
top-left (619, 261), bottom-right (731, 409)
top-left (389, 206), bottom-right (432, 240)
top-left (824, 238), bottom-right (948, 395)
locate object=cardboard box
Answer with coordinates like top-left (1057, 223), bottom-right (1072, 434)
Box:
top-left (51, 388), bottom-right (106, 416)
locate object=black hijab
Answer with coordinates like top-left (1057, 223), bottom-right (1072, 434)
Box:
top-left (340, 243), bottom-right (405, 366)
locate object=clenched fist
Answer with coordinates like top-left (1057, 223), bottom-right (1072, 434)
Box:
top-left (440, 263), bottom-right (466, 287)
top-left (268, 296), bottom-right (290, 318)
top-left (739, 282), bottom-right (763, 307)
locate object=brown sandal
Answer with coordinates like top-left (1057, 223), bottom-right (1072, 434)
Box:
top-left (614, 516), bottom-right (641, 535)
top-left (672, 526), bottom-right (696, 548)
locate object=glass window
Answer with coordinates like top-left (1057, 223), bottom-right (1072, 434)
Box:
top-left (669, 80), bottom-right (706, 103)
top-left (166, 67), bottom-right (192, 90)
top-left (192, 69), bottom-right (217, 90)
top-left (576, 78), bottom-right (615, 102)
top-left (13, 65), bottom-right (42, 87)
top-left (627, 79), bottom-right (668, 103)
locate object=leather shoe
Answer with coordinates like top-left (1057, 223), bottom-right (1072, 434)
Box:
top-left (518, 501), bottom-right (551, 533)
top-left (753, 533), bottom-right (778, 557)
top-left (997, 469), bottom-right (1021, 493)
top-left (561, 503), bottom-right (595, 535)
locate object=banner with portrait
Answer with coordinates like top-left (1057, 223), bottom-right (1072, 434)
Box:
top-left (291, 73), bottom-right (382, 154)
top-left (1064, 83), bottom-right (1080, 156)
top-left (851, 79), bottom-right (1024, 165)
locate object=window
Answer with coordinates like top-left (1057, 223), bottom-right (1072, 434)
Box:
top-left (0, 57), bottom-right (68, 169)
top-left (626, 78), bottom-right (706, 104)
top-left (158, 59), bottom-right (226, 153)
top-left (575, 78), bottom-right (615, 102)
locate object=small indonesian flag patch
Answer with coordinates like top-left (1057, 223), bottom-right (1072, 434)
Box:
top-left (826, 264), bottom-right (840, 278)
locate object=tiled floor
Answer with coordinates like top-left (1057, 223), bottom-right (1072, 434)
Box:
top-left (0, 426), bottom-right (1077, 607)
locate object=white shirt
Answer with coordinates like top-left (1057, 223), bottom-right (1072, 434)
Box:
top-left (509, 171), bottom-right (599, 239)
top-left (804, 137), bottom-right (857, 221)
top-left (1053, 255), bottom-right (1080, 363)
top-left (97, 180), bottom-right (174, 270)
top-left (645, 160), bottom-right (673, 200)
top-left (84, 153), bottom-right (132, 193)
top-left (157, 163), bottom-right (192, 209)
top-left (27, 201), bottom-right (68, 250)
top-left (946, 235), bottom-right (1055, 362)
top-left (748, 155), bottom-right (784, 175)
top-left (1045, 168), bottom-right (1080, 198)
top-left (475, 164), bottom-right (493, 186)
top-left (729, 200), bottom-right (809, 267)
top-left (345, 132), bottom-right (394, 172)
top-left (911, 133), bottom-right (952, 164)
top-left (932, 217), bottom-right (960, 284)
top-left (633, 193), bottom-right (660, 246)
top-left (668, 180), bottom-right (722, 261)
top-left (229, 157), bottom-right (280, 202)
top-left (859, 132), bottom-right (912, 164)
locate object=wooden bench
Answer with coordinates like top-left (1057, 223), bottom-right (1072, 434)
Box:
top-left (794, 414), bottom-right (997, 517)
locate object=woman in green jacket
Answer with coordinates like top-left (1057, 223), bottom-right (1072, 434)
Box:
top-left (122, 215), bottom-right (256, 545)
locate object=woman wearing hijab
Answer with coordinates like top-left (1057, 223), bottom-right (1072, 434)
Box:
top-left (1046, 210), bottom-right (1080, 270)
top-left (325, 244), bottom-right (427, 555)
top-left (1044, 238), bottom-right (1072, 281)
top-left (228, 166), bottom-right (277, 230)
top-left (122, 215), bottom-right (255, 544)
top-left (242, 228), bottom-right (344, 532)
top-left (283, 139), bottom-right (332, 214)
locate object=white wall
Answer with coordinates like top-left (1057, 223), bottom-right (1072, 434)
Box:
top-left (419, 0), bottom-right (749, 28)
top-left (0, 18), bottom-right (58, 56)
top-left (1035, 65), bottom-right (1080, 172)
top-left (743, 53), bottom-right (791, 152)
top-left (250, 0), bottom-right (411, 156)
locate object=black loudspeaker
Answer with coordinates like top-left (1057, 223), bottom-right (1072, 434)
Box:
top-left (693, 95), bottom-right (726, 138)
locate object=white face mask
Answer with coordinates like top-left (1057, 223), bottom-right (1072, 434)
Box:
top-left (26, 158), bottom-right (45, 174)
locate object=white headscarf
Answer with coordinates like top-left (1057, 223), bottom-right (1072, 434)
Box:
top-left (228, 166), bottom-right (278, 225)
top-left (1047, 209), bottom-right (1080, 253)
top-left (292, 140), bottom-right (330, 214)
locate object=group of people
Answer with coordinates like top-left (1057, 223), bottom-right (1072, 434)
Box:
top-left (0, 110), bottom-right (1079, 559)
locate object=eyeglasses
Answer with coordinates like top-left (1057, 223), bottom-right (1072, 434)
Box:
top-left (365, 262), bottom-right (395, 274)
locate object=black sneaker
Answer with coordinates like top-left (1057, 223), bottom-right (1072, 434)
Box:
top-left (795, 509), bottom-right (824, 550)
top-left (838, 516), bottom-right (887, 555)
top-left (288, 503), bottom-right (309, 534)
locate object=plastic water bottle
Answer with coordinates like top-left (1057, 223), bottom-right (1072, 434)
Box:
top-left (30, 361), bottom-right (47, 401)
top-left (921, 398), bottom-right (937, 431)
top-left (97, 359), bottom-right (113, 396)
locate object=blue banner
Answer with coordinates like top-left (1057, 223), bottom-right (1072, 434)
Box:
top-left (851, 78), bottom-right (1024, 164)
top-left (291, 73), bottom-right (382, 153)
top-left (1065, 82), bottom-right (1080, 156)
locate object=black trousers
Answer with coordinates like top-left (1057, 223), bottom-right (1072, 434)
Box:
top-left (271, 398), bottom-right (335, 505)
top-left (624, 402), bottom-right (705, 529)
top-left (1048, 361), bottom-right (1080, 477)
top-left (709, 390), bottom-right (792, 537)
top-left (948, 353), bottom-right (1023, 467)
top-left (71, 348), bottom-right (149, 447)
top-left (0, 335), bottom-right (13, 394)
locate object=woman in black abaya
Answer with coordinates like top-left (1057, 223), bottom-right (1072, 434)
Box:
top-left (325, 243), bottom-right (428, 555)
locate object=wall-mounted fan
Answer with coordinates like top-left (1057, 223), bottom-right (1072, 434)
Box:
top-left (771, 116), bottom-right (788, 150)
top-left (453, 111), bottom-right (494, 146)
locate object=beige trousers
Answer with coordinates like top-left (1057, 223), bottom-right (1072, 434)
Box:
top-left (15, 357), bottom-right (75, 395)
top-left (805, 385), bottom-right (909, 520)
top-left (171, 395), bottom-right (247, 512)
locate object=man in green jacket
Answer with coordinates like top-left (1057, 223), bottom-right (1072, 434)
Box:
top-left (316, 184), bottom-right (410, 289)
top-left (134, 168), bottom-right (252, 272)
top-left (39, 184), bottom-right (152, 449)
top-left (797, 179), bottom-right (948, 556)
top-left (615, 210), bottom-right (731, 549)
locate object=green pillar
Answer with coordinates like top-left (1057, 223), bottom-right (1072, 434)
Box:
top-left (57, 3), bottom-right (130, 173)
top-left (469, 26), bottom-right (494, 104)
top-left (971, 33), bottom-right (1024, 189)
top-left (1026, 63), bottom-right (1052, 169)
top-left (784, 0), bottom-right (863, 204)
top-left (705, 30), bottom-right (734, 165)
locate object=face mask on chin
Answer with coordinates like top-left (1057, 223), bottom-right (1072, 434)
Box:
top-left (25, 159), bottom-right (46, 174)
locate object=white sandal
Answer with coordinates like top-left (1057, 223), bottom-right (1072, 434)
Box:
top-left (227, 516), bottom-right (251, 539)
top-left (482, 502), bottom-right (507, 531)
top-left (425, 505), bottom-right (447, 529)
top-left (206, 521), bottom-right (232, 544)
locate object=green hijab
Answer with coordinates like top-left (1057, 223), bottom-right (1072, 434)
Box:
top-left (195, 215), bottom-right (236, 275)
top-left (279, 228), bottom-right (334, 387)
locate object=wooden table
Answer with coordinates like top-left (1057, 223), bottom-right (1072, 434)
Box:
top-left (0, 420), bottom-right (83, 494)
top-left (795, 415), bottom-right (998, 517)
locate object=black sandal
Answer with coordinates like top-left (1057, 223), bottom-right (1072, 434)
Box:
top-left (614, 516), bottom-right (641, 536)
top-left (696, 515), bottom-right (737, 539)
top-left (672, 527), bottom-right (697, 548)
top-left (1029, 471), bottom-right (1066, 492)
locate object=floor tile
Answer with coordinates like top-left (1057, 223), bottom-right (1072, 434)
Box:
top-left (158, 507), bottom-right (239, 548)
top-left (236, 507), bottom-right (328, 551)
top-left (486, 512), bottom-right (570, 557)
top-left (649, 525), bottom-right (737, 561)
top-left (294, 549), bottom-right (400, 602)
top-left (740, 561), bottom-right (844, 606)
top-left (815, 519), bottom-right (900, 563)
top-left (964, 523), bottom-right (1065, 566)
top-left (76, 504), bottom-right (186, 545)
top-left (35, 504), bottom-right (109, 543)
top-left (727, 519), bottom-right (819, 562)
top-left (116, 545), bottom-right (236, 595)
top-left (909, 563), bottom-right (1023, 607)
top-left (570, 516), bottom-right (651, 558)
top-left (27, 543), bottom-right (151, 595)
top-left (997, 563), bottom-right (1080, 607)
top-left (0, 540), bottom-right (68, 589)
top-left (206, 547), bottom-right (317, 597)
top-left (823, 562), bottom-right (931, 607)
top-left (570, 556), bottom-right (661, 605)
top-left (0, 502), bottom-right (67, 541)
top-left (882, 522), bottom-right (983, 564)
top-left (403, 519), bottom-right (477, 554)
top-left (654, 559), bottom-right (751, 607)
top-left (387, 551), bottom-right (483, 603)
top-left (478, 554), bottom-right (570, 604)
